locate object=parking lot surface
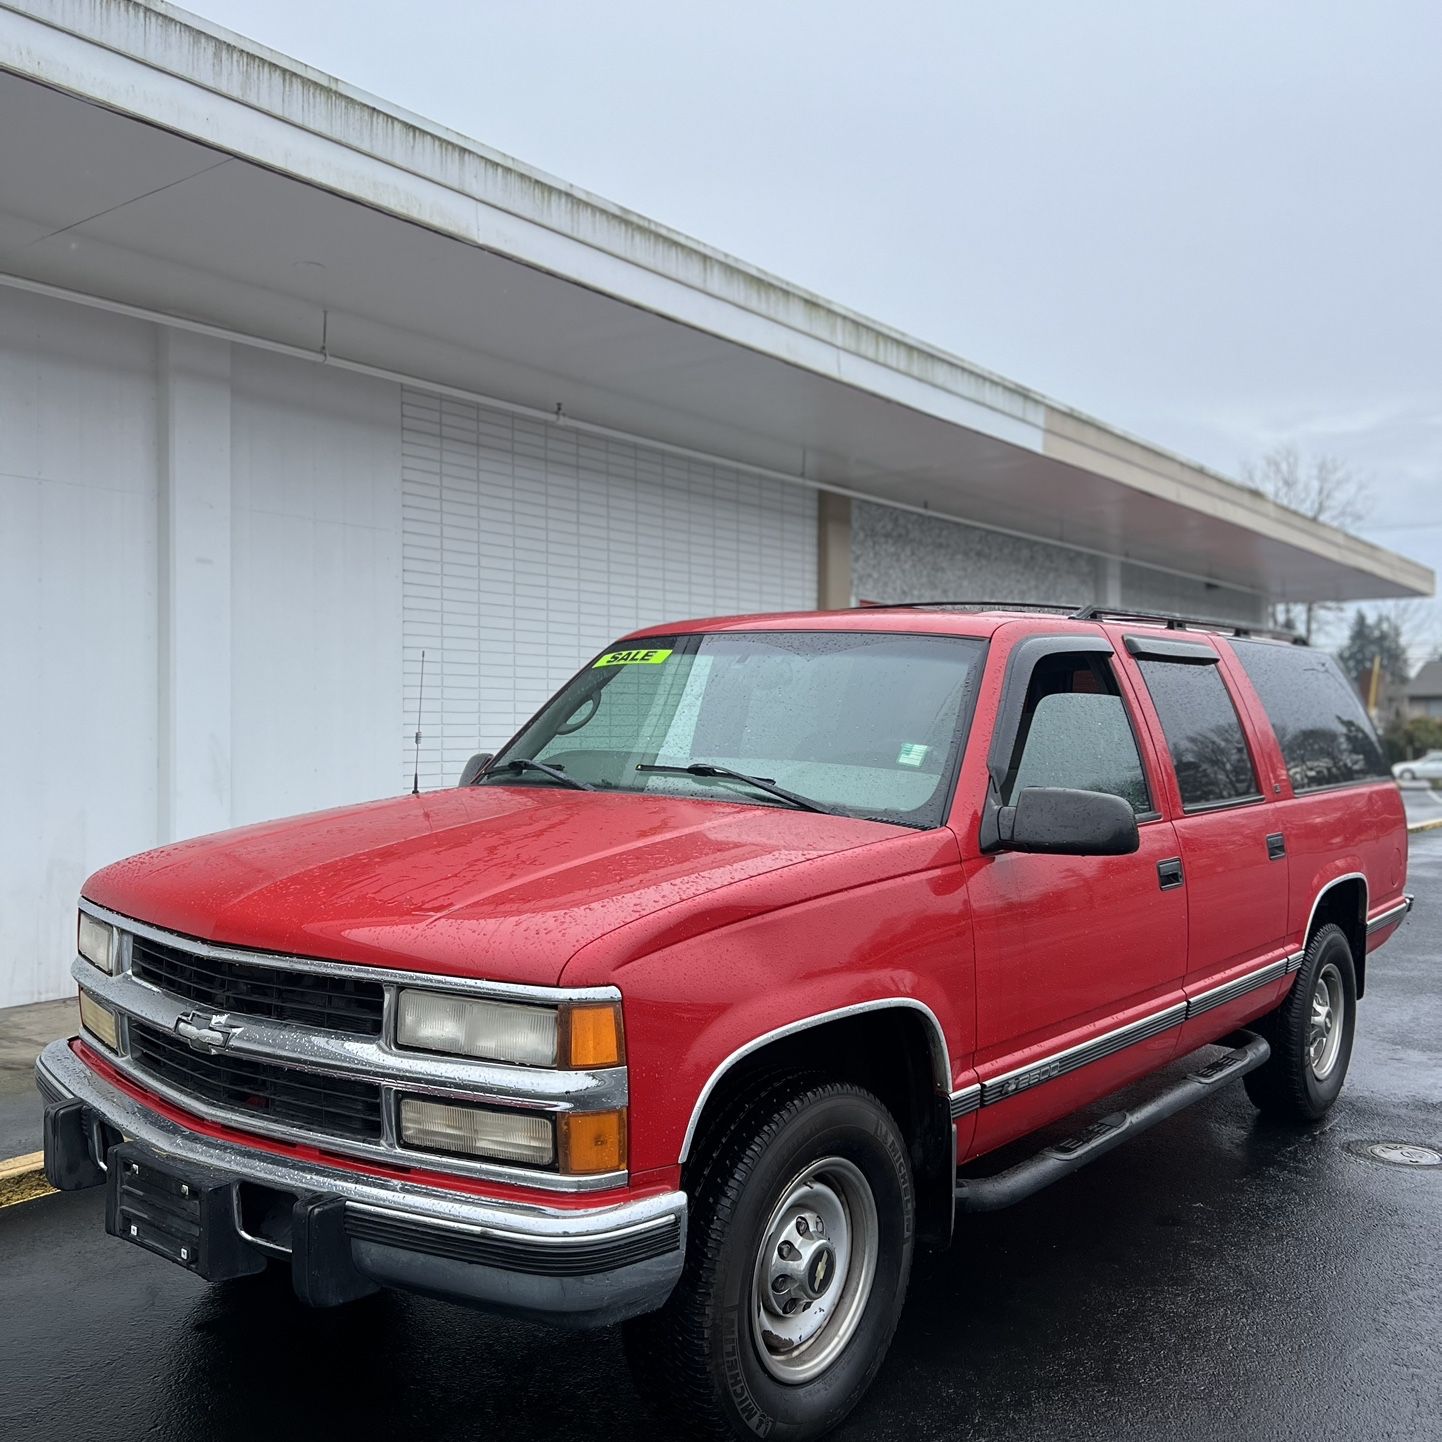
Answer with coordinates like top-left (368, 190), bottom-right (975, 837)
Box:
top-left (1402, 784), bottom-right (1442, 830)
top-left (3, 837), bottom-right (1439, 1442)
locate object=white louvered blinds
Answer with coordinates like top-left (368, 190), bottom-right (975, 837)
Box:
top-left (401, 389), bottom-right (817, 790)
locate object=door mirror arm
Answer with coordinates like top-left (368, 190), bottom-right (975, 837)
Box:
top-left (978, 780), bottom-right (1005, 853)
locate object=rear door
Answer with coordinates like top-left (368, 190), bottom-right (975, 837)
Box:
top-left (959, 629), bottom-right (1188, 1154)
top-left (1116, 630), bottom-right (1291, 1042)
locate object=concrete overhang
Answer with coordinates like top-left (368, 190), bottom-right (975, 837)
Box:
top-left (0, 0), bottom-right (1431, 604)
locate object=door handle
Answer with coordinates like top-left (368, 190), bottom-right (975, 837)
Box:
top-left (1157, 857), bottom-right (1184, 890)
top-left (1267, 832), bottom-right (1286, 861)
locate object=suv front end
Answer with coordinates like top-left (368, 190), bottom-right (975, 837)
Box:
top-left (38, 900), bottom-right (686, 1325)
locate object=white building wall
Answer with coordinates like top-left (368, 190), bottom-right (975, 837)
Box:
top-left (0, 290), bottom-right (407, 1006)
top-left (0, 288), bottom-right (161, 1007)
top-left (230, 349), bottom-right (402, 826)
top-left (400, 390), bottom-right (819, 788)
top-left (158, 329), bottom-right (233, 842)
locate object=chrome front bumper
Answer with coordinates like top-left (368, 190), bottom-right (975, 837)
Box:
top-left (36, 1039), bottom-right (686, 1327)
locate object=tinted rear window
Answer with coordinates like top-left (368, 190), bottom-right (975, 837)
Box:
top-left (1136, 659), bottom-right (1260, 809)
top-left (1229, 640), bottom-right (1388, 791)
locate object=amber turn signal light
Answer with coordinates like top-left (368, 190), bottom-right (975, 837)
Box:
top-left (563, 1002), bottom-right (624, 1068)
top-left (558, 1109), bottom-right (627, 1174)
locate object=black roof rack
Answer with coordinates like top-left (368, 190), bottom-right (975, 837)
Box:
top-left (859, 599), bottom-right (1304, 645)
top-left (1069, 605), bottom-right (1305, 645)
top-left (859, 600), bottom-right (1083, 615)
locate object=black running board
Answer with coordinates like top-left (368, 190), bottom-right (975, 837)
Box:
top-left (954, 1030), bottom-right (1271, 1213)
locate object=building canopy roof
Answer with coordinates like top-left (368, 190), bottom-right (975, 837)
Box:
top-left (0, 0), bottom-right (1432, 605)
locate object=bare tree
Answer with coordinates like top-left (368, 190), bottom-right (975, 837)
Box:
top-left (1244, 446), bottom-right (1370, 643)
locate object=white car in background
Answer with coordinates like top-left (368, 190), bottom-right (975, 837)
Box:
top-left (1393, 750), bottom-right (1442, 781)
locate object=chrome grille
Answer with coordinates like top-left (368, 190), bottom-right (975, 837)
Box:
top-left (130, 934), bottom-right (384, 1037)
top-left (128, 1019), bottom-right (383, 1142)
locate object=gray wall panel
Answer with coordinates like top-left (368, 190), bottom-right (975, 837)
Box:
top-left (852, 502), bottom-right (1099, 607)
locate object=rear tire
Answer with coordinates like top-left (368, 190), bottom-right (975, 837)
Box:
top-left (1244, 922), bottom-right (1356, 1122)
top-left (625, 1081), bottom-right (913, 1441)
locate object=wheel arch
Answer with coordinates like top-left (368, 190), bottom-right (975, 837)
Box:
top-left (678, 1000), bottom-right (957, 1247)
top-left (1301, 872), bottom-right (1368, 996)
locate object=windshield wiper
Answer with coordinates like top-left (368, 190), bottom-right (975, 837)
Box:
top-left (635, 762), bottom-right (835, 815)
top-left (480, 758), bottom-right (595, 792)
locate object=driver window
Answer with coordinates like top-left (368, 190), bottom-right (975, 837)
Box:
top-left (1001, 654), bottom-right (1153, 816)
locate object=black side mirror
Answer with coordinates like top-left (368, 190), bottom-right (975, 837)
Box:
top-left (995, 786), bottom-right (1139, 856)
top-left (458, 752), bottom-right (494, 787)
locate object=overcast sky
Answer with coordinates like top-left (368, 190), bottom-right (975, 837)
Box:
top-left (200, 0), bottom-right (1441, 610)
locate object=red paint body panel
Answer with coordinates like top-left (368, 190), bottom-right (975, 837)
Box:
top-left (84, 787), bottom-right (902, 986)
top-left (594, 841), bottom-right (973, 1173)
top-left (75, 607), bottom-right (1411, 1200)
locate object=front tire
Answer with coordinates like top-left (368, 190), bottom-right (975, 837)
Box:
top-left (625, 1081), bottom-right (914, 1440)
top-left (1400, 768), bottom-right (1416, 781)
top-left (1244, 922), bottom-right (1357, 1122)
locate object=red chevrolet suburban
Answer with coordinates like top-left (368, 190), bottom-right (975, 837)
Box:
top-left (40, 604), bottom-right (1411, 1440)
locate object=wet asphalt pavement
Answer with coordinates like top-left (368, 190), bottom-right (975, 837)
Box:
top-left (3, 840), bottom-right (1440, 1442)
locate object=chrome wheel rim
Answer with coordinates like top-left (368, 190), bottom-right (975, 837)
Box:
top-left (1308, 961), bottom-right (1346, 1080)
top-left (750, 1156), bottom-right (878, 1385)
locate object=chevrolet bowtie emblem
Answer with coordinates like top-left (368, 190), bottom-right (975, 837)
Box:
top-left (174, 1011), bottom-right (243, 1054)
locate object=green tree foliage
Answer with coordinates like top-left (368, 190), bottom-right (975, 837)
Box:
top-left (1382, 715), bottom-right (1442, 768)
top-left (1337, 610), bottom-right (1411, 689)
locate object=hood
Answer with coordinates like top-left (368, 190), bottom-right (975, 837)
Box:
top-left (83, 785), bottom-right (901, 985)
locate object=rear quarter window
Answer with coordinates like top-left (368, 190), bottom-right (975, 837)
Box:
top-left (1229, 639), bottom-right (1388, 792)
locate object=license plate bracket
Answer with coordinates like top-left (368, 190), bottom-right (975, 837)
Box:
top-left (105, 1140), bottom-right (267, 1281)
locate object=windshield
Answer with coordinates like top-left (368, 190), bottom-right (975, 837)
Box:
top-left (484, 631), bottom-right (985, 827)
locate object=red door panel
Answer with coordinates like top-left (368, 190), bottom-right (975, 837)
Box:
top-left (950, 626), bottom-right (1189, 1161)
top-left (963, 824), bottom-right (1186, 1153)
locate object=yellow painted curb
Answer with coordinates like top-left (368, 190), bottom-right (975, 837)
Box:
top-left (1407, 817), bottom-right (1442, 834)
top-left (0, 1151), bottom-right (55, 1208)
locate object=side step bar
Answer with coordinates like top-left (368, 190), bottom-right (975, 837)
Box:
top-left (954, 1030), bottom-right (1271, 1213)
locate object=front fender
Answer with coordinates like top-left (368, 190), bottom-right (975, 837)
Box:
top-left (571, 862), bottom-right (975, 1176)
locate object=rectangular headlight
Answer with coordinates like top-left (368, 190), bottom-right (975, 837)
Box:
top-left (78, 913), bottom-right (115, 974)
top-left (398, 1096), bottom-right (555, 1166)
top-left (395, 990), bottom-right (625, 1068)
top-left (396, 991), bottom-right (559, 1066)
top-left (78, 990), bottom-right (120, 1051)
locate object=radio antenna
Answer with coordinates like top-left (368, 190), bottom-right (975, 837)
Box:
top-left (412, 649), bottom-right (426, 796)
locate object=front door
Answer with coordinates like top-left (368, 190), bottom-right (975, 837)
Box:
top-left (961, 633), bottom-right (1188, 1154)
